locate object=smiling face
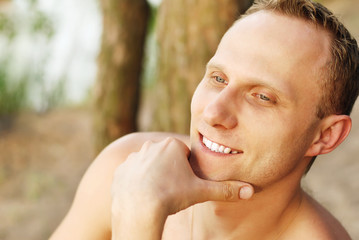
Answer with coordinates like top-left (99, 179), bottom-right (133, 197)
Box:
top-left (189, 11), bottom-right (332, 188)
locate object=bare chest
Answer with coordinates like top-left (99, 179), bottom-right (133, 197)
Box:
top-left (161, 207), bottom-right (192, 240)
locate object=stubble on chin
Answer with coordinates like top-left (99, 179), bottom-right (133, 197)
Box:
top-left (188, 151), bottom-right (234, 182)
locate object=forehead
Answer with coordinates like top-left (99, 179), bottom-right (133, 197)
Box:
top-left (213, 11), bottom-right (331, 82)
top-left (221, 10), bottom-right (331, 63)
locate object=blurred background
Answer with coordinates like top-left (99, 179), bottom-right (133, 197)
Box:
top-left (0, 0), bottom-right (358, 239)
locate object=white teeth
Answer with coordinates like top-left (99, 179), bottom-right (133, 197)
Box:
top-left (211, 143), bottom-right (219, 152)
top-left (202, 136), bottom-right (239, 154)
top-left (224, 147), bottom-right (231, 154)
top-left (204, 137), bottom-right (212, 148)
top-left (218, 145), bottom-right (225, 153)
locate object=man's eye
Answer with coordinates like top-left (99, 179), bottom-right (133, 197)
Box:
top-left (252, 93), bottom-right (274, 103)
top-left (258, 94), bottom-right (270, 101)
top-left (214, 76), bottom-right (227, 84)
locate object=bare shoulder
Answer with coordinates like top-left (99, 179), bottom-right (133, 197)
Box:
top-left (104, 131), bottom-right (190, 158)
top-left (282, 192), bottom-right (351, 240)
top-left (50, 132), bottom-right (189, 240)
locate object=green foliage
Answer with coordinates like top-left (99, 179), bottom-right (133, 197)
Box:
top-left (31, 11), bottom-right (55, 39)
top-left (0, 61), bottom-right (28, 116)
top-left (141, 5), bottom-right (158, 89)
top-left (0, 0), bottom-right (62, 116)
top-left (0, 13), bottom-right (16, 40)
top-left (148, 4), bottom-right (158, 33)
top-left (37, 75), bottom-right (67, 112)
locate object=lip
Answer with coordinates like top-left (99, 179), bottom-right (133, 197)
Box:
top-left (199, 132), bottom-right (243, 155)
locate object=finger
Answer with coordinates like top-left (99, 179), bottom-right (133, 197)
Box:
top-left (163, 137), bottom-right (191, 158)
top-left (141, 140), bottom-right (154, 151)
top-left (175, 139), bottom-right (191, 159)
top-left (196, 180), bottom-right (253, 203)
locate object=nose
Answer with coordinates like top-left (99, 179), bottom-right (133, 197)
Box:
top-left (203, 89), bottom-right (238, 129)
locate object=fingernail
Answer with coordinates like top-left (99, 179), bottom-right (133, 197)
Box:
top-left (239, 186), bottom-right (253, 200)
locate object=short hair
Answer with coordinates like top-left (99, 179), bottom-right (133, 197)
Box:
top-left (242, 0), bottom-right (359, 119)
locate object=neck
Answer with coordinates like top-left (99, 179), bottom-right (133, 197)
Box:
top-left (192, 170), bottom-right (305, 239)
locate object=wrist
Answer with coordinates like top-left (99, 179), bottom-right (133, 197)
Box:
top-left (112, 197), bottom-right (168, 240)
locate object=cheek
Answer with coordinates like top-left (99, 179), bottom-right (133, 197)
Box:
top-left (256, 122), bottom-right (313, 168)
top-left (245, 117), bottom-right (305, 163)
top-left (190, 85), bottom-right (204, 137)
top-left (191, 82), bottom-right (207, 116)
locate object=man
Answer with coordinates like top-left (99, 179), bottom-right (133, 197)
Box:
top-left (51, 0), bottom-right (358, 239)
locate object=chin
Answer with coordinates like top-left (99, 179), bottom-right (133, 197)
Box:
top-left (188, 150), bottom-right (240, 182)
top-left (189, 149), bottom-right (265, 193)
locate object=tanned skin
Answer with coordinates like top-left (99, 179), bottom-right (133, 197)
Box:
top-left (51, 11), bottom-right (352, 240)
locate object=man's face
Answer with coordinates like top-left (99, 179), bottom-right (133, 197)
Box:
top-left (189, 11), bottom-right (331, 188)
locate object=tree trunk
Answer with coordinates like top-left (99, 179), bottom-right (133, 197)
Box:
top-left (149, 0), bottom-right (253, 134)
top-left (94, 0), bottom-right (150, 152)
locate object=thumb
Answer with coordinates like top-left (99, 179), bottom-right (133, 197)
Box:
top-left (195, 179), bottom-right (254, 203)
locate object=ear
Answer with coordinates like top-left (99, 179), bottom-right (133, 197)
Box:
top-left (305, 115), bottom-right (352, 157)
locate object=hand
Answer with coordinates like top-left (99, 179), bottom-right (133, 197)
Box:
top-left (111, 137), bottom-right (253, 239)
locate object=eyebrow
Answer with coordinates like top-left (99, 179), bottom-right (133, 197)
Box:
top-left (206, 62), bottom-right (226, 71)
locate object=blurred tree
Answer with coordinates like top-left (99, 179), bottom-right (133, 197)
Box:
top-left (148, 0), bottom-right (254, 134)
top-left (94, 0), bottom-right (150, 151)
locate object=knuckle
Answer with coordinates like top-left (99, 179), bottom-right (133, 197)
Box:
top-left (140, 140), bottom-right (155, 152)
top-left (125, 152), bottom-right (137, 162)
top-left (164, 137), bottom-right (176, 144)
top-left (222, 183), bottom-right (235, 200)
top-left (163, 137), bottom-right (180, 149)
top-left (142, 140), bottom-right (154, 148)
top-left (127, 152), bottom-right (136, 158)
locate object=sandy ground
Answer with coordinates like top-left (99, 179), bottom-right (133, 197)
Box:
top-left (0, 108), bottom-right (95, 240)
top-left (0, 103), bottom-right (358, 240)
